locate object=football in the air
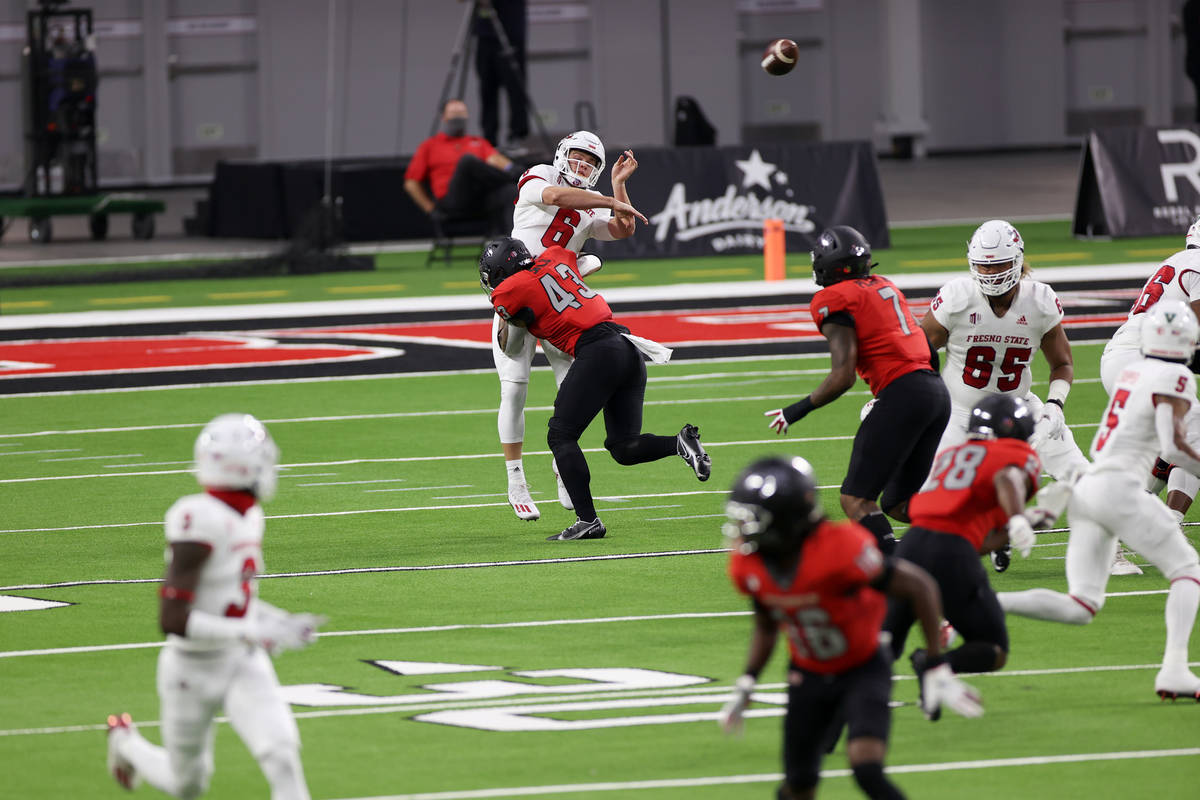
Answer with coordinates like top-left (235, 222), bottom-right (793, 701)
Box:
top-left (761, 38), bottom-right (798, 76)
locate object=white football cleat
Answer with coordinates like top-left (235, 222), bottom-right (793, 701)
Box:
top-left (1154, 666), bottom-right (1200, 701)
top-left (1110, 548), bottom-right (1143, 576)
top-left (551, 460), bottom-right (573, 511)
top-left (106, 713), bottom-right (138, 790)
top-left (508, 483), bottom-right (540, 521)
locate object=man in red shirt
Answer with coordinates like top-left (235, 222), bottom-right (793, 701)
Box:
top-left (403, 98), bottom-right (518, 236)
top-left (721, 455), bottom-right (982, 800)
top-left (884, 394), bottom-right (1052, 704)
top-left (480, 237), bottom-right (711, 541)
top-left (765, 225), bottom-right (950, 555)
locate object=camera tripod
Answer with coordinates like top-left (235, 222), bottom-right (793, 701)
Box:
top-left (433, 0), bottom-right (554, 155)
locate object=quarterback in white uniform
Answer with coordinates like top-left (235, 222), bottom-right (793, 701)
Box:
top-left (106, 414), bottom-right (324, 799)
top-left (491, 130), bottom-right (646, 521)
top-left (1000, 301), bottom-right (1200, 699)
top-left (1101, 216), bottom-right (1200, 521)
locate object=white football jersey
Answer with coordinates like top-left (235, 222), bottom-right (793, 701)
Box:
top-left (1089, 356), bottom-right (1196, 478)
top-left (511, 163), bottom-right (614, 256)
top-left (1105, 248), bottom-right (1200, 357)
top-left (163, 492), bottom-right (264, 652)
top-left (930, 276), bottom-right (1064, 409)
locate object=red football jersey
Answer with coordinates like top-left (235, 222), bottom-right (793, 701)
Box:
top-left (490, 245), bottom-right (614, 356)
top-left (810, 275), bottom-right (930, 395)
top-left (728, 520), bottom-right (887, 674)
top-left (908, 437), bottom-right (1042, 551)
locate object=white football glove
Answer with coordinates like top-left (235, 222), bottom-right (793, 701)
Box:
top-left (718, 674), bottom-right (756, 735)
top-left (921, 663), bottom-right (983, 720)
top-left (577, 253), bottom-right (604, 277)
top-left (1005, 513), bottom-right (1036, 558)
top-left (253, 602), bottom-right (326, 656)
top-left (764, 409), bottom-right (789, 435)
top-left (1022, 506), bottom-right (1058, 529)
top-left (1032, 401), bottom-right (1066, 446)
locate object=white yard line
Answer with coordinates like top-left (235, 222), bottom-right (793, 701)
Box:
top-left (319, 748), bottom-right (1200, 799)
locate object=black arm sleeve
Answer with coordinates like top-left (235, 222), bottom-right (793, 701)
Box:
top-left (924, 329), bottom-right (940, 371)
top-left (511, 307), bottom-right (536, 327)
top-left (1189, 348), bottom-right (1200, 374)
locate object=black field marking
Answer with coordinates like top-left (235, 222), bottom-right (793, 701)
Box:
top-left (0, 274), bottom-right (1143, 393)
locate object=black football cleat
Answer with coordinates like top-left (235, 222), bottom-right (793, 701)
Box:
top-left (991, 544), bottom-right (1011, 573)
top-left (910, 649), bottom-right (941, 722)
top-left (677, 424), bottom-right (712, 482)
top-left (547, 518), bottom-right (607, 541)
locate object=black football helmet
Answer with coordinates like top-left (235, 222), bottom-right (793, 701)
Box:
top-left (724, 456), bottom-right (824, 563)
top-left (967, 394), bottom-right (1035, 441)
top-left (811, 225), bottom-right (876, 287)
top-left (479, 237), bottom-right (534, 293)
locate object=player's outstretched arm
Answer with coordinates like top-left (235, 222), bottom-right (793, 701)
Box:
top-left (719, 601), bottom-right (777, 736)
top-left (763, 322), bottom-right (858, 435)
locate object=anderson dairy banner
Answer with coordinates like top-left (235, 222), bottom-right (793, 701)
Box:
top-left (590, 140), bottom-right (889, 259)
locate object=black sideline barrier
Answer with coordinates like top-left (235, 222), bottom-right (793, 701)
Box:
top-left (1074, 125), bottom-right (1200, 239)
top-left (207, 141), bottom-right (889, 256)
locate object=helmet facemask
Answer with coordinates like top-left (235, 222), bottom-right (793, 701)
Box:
top-left (967, 219), bottom-right (1025, 296)
top-left (553, 131), bottom-right (606, 190)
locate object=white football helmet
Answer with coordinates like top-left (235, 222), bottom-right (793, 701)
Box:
top-left (967, 219), bottom-right (1024, 296)
top-left (553, 130), bottom-right (605, 189)
top-left (1141, 299), bottom-right (1200, 361)
top-left (1186, 214), bottom-right (1200, 249)
top-left (194, 413), bottom-right (279, 501)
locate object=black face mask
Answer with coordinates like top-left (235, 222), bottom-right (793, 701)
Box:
top-left (442, 118), bottom-right (467, 137)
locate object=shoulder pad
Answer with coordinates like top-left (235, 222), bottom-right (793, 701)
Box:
top-left (1027, 280), bottom-right (1065, 319)
top-left (164, 494), bottom-right (227, 545)
top-left (933, 277), bottom-right (974, 315)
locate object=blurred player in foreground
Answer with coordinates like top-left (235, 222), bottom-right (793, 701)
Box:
top-left (106, 413), bottom-right (324, 798)
top-left (720, 455), bottom-right (981, 800)
top-left (1000, 301), bottom-right (1200, 700)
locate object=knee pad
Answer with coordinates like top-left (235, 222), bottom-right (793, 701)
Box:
top-left (498, 381), bottom-right (528, 443)
top-left (1165, 562), bottom-right (1200, 585)
top-left (546, 417), bottom-right (580, 452)
top-left (604, 436), bottom-right (639, 466)
top-left (1168, 467), bottom-right (1200, 503)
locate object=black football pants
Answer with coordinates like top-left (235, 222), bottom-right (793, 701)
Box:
top-left (547, 331), bottom-right (676, 522)
top-left (435, 154), bottom-right (517, 236)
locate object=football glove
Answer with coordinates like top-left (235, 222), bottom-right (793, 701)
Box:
top-left (921, 663), bottom-right (984, 720)
top-left (764, 408), bottom-right (789, 435)
top-left (718, 674), bottom-right (756, 736)
top-left (1033, 401), bottom-right (1066, 443)
top-left (1006, 513), bottom-right (1036, 558)
top-left (1022, 507), bottom-right (1058, 529)
top-left (254, 602), bottom-right (326, 656)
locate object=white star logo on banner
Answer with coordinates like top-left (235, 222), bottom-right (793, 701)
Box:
top-left (735, 149), bottom-right (777, 190)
